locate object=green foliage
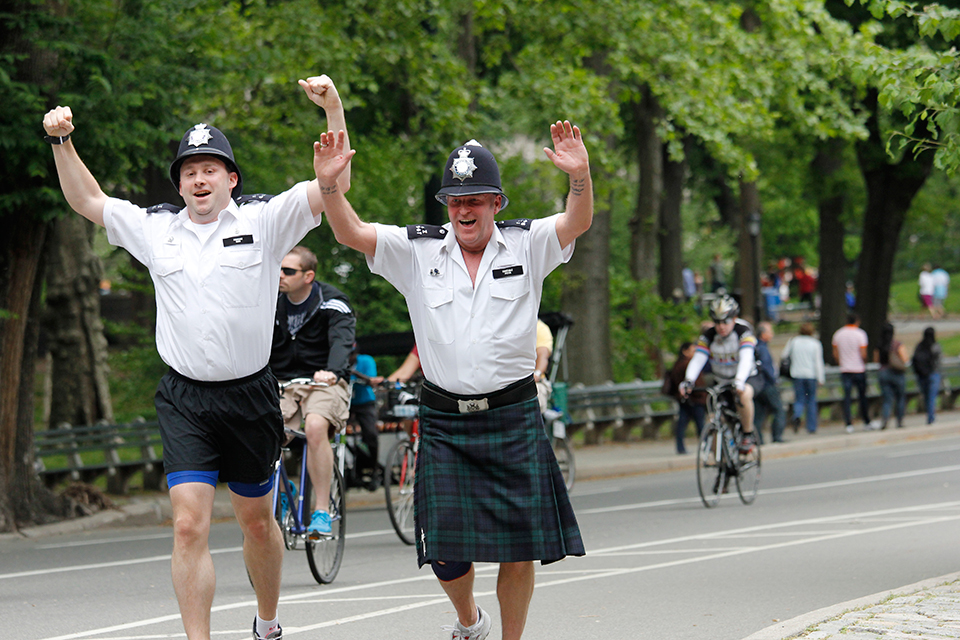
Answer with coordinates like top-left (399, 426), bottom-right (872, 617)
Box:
top-left (107, 344), bottom-right (166, 422)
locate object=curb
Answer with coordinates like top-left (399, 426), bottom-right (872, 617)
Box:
top-left (740, 571), bottom-right (960, 640)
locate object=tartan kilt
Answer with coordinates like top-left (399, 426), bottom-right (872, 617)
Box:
top-left (414, 396), bottom-right (585, 566)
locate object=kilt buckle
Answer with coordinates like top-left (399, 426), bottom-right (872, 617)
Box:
top-left (457, 397), bottom-right (489, 413)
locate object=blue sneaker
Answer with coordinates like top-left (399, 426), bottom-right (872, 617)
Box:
top-left (307, 510), bottom-right (332, 539)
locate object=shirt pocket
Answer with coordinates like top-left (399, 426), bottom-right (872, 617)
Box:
top-left (421, 286), bottom-right (455, 344)
top-left (218, 248), bottom-right (263, 308)
top-left (151, 237), bottom-right (186, 314)
top-left (488, 275), bottom-right (533, 338)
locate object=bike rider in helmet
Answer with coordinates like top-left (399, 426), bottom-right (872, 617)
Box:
top-left (679, 295), bottom-right (761, 452)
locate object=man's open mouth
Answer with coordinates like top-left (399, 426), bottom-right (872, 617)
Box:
top-left (460, 219), bottom-right (476, 227)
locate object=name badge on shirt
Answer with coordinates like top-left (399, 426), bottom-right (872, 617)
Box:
top-left (492, 265), bottom-right (524, 279)
top-left (223, 235), bottom-right (253, 247)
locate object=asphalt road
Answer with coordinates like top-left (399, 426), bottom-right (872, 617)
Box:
top-left (4, 434), bottom-right (959, 640)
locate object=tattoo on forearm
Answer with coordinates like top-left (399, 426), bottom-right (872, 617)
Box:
top-left (320, 185), bottom-right (339, 195)
top-left (570, 177), bottom-right (586, 196)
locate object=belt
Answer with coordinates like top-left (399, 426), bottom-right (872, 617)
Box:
top-left (420, 375), bottom-right (536, 414)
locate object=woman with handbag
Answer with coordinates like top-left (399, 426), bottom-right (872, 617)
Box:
top-left (912, 326), bottom-right (942, 424)
top-left (876, 322), bottom-right (909, 429)
top-left (781, 322), bottom-right (825, 433)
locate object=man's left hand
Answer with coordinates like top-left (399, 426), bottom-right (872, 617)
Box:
top-left (313, 370), bottom-right (338, 385)
top-left (543, 120), bottom-right (589, 176)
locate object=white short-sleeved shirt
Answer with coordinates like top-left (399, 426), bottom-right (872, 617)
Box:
top-left (104, 183), bottom-right (318, 381)
top-left (368, 214), bottom-right (573, 395)
top-left (919, 270), bottom-right (935, 296)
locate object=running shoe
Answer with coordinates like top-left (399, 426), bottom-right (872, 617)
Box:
top-left (252, 619), bottom-right (282, 640)
top-left (444, 605), bottom-right (492, 640)
top-left (307, 510), bottom-right (332, 539)
top-left (738, 432), bottom-right (757, 455)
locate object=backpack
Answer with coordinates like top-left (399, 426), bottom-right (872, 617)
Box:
top-left (912, 345), bottom-right (933, 376)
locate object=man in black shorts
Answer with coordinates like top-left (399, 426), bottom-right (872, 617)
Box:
top-left (42, 75), bottom-right (351, 640)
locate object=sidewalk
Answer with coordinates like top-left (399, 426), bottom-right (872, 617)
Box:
top-left (10, 411), bottom-right (960, 639)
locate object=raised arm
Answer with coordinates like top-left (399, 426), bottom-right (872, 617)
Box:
top-left (299, 75), bottom-right (352, 216)
top-left (313, 130), bottom-right (378, 256)
top-left (543, 120), bottom-right (593, 249)
top-left (42, 106), bottom-right (109, 227)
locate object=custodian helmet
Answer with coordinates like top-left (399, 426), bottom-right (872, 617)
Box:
top-left (434, 140), bottom-right (509, 211)
top-left (709, 295), bottom-right (740, 323)
top-left (169, 123), bottom-right (243, 199)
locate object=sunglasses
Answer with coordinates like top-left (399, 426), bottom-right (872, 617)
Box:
top-left (280, 267), bottom-right (304, 276)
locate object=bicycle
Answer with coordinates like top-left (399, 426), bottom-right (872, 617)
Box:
top-left (381, 381), bottom-right (420, 546)
top-left (539, 311), bottom-right (577, 491)
top-left (694, 380), bottom-right (761, 508)
top-left (272, 378), bottom-right (346, 584)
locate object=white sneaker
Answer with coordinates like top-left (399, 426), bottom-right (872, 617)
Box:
top-left (845, 424), bottom-right (854, 434)
top-left (446, 605), bottom-right (492, 640)
top-left (866, 420), bottom-right (882, 431)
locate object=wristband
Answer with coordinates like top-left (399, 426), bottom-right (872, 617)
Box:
top-left (44, 134), bottom-right (71, 145)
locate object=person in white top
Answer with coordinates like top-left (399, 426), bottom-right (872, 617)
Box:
top-left (311, 123), bottom-right (590, 640)
top-left (919, 263), bottom-right (938, 318)
top-left (831, 313), bottom-right (872, 433)
top-left (931, 264), bottom-right (949, 318)
top-left (781, 322), bottom-right (825, 433)
top-left (42, 75), bottom-right (351, 640)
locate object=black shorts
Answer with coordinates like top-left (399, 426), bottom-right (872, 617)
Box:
top-left (155, 366), bottom-right (283, 484)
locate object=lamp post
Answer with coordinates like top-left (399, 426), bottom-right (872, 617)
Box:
top-left (748, 212), bottom-right (762, 323)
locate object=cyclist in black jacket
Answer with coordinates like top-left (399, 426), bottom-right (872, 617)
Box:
top-left (270, 246), bottom-right (356, 538)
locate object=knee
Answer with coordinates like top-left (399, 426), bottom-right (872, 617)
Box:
top-left (240, 512), bottom-right (277, 545)
top-left (173, 510), bottom-right (210, 547)
top-left (304, 415), bottom-right (332, 443)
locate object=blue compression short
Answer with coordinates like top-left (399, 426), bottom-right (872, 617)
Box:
top-left (166, 470), bottom-right (275, 498)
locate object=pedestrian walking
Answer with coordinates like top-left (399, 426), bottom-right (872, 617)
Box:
top-left (932, 265), bottom-right (950, 318)
top-left (832, 312), bottom-right (873, 433)
top-left (754, 322), bottom-right (787, 443)
top-left (312, 121), bottom-right (589, 640)
top-left (42, 75), bottom-right (351, 640)
top-left (781, 322), bottom-right (825, 434)
top-left (919, 263), bottom-right (938, 318)
top-left (663, 342), bottom-right (706, 455)
top-left (876, 322), bottom-right (908, 430)
top-left (911, 326), bottom-right (942, 425)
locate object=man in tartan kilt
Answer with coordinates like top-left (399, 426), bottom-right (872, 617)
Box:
top-left (313, 121), bottom-right (591, 640)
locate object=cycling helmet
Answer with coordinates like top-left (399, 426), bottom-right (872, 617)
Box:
top-left (709, 295), bottom-right (739, 323)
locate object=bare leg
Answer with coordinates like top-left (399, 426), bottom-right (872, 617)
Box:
top-left (170, 483), bottom-right (217, 640)
top-left (498, 562), bottom-right (535, 640)
top-left (303, 413), bottom-right (334, 512)
top-left (437, 564), bottom-right (479, 627)
top-left (738, 384), bottom-right (755, 433)
top-left (231, 490), bottom-right (284, 622)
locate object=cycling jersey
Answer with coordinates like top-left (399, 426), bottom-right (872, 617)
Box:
top-left (684, 319), bottom-right (758, 385)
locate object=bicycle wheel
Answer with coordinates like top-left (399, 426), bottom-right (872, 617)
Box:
top-left (551, 436), bottom-right (576, 492)
top-left (305, 465), bottom-right (346, 584)
top-left (384, 437), bottom-right (417, 545)
top-left (735, 432), bottom-right (762, 505)
top-left (696, 424), bottom-right (726, 508)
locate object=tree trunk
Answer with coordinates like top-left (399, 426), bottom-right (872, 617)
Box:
top-left (0, 213), bottom-right (55, 531)
top-left (812, 139), bottom-right (849, 363)
top-left (658, 141), bottom-right (686, 301)
top-left (42, 214), bottom-right (114, 428)
top-left (629, 86), bottom-right (663, 283)
top-left (854, 90), bottom-right (935, 354)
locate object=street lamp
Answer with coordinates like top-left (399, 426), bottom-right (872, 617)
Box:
top-left (748, 213), bottom-right (762, 322)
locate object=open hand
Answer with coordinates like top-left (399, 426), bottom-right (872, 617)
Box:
top-left (543, 120), bottom-right (589, 176)
top-left (43, 106), bottom-right (75, 137)
top-left (313, 130), bottom-right (355, 190)
top-left (299, 75), bottom-right (342, 111)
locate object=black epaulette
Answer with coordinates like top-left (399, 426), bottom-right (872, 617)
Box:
top-left (235, 193), bottom-right (274, 205)
top-left (406, 224), bottom-right (448, 240)
top-left (496, 218), bottom-right (532, 230)
top-left (146, 203), bottom-right (181, 214)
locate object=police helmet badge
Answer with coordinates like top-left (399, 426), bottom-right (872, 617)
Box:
top-left (187, 124), bottom-right (213, 148)
top-left (450, 148), bottom-right (477, 183)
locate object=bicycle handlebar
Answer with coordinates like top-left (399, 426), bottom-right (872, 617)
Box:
top-left (279, 378), bottom-right (330, 390)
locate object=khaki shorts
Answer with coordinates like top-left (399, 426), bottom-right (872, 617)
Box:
top-left (279, 379), bottom-right (351, 432)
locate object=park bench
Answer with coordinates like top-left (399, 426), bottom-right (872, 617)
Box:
top-left (34, 418), bottom-right (164, 494)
